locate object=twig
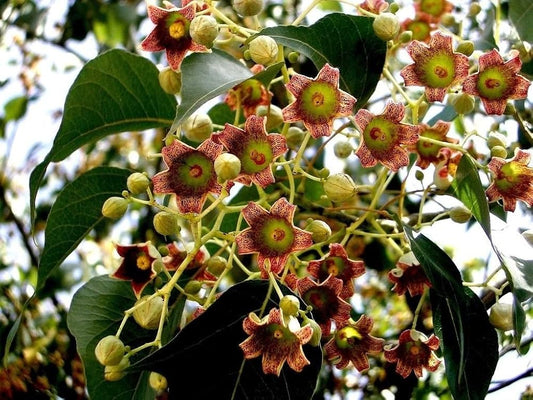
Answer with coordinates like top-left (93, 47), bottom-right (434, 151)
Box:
top-left (488, 367), bottom-right (533, 393)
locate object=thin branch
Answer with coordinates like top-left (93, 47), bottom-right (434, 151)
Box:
top-left (488, 367), bottom-right (533, 393)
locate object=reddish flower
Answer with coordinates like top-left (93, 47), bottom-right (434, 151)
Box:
top-left (359, 0), bottom-right (388, 14)
top-left (486, 149), bottom-right (533, 212)
top-left (282, 63), bottom-right (357, 139)
top-left (239, 307), bottom-right (313, 376)
top-left (324, 315), bottom-right (384, 371)
top-left (307, 243), bottom-right (366, 299)
top-left (414, 0), bottom-right (453, 22)
top-left (111, 242), bottom-right (160, 298)
top-left (462, 49), bottom-right (531, 115)
top-left (401, 32), bottom-right (470, 102)
top-left (152, 139), bottom-right (226, 214)
top-left (296, 275), bottom-right (352, 336)
top-left (388, 252), bottom-right (431, 297)
top-left (213, 115), bottom-right (287, 188)
top-left (433, 147), bottom-right (463, 190)
top-left (354, 102), bottom-right (420, 171)
top-left (384, 329), bottom-right (441, 378)
top-left (140, 2), bottom-right (208, 70)
top-left (410, 120), bottom-right (457, 169)
top-left (401, 13), bottom-right (435, 43)
top-left (225, 65), bottom-right (271, 118)
top-left (235, 198), bottom-right (313, 277)
top-left (162, 242), bottom-right (217, 281)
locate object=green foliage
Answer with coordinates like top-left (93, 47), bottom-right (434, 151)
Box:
top-left (508, 0), bottom-right (533, 42)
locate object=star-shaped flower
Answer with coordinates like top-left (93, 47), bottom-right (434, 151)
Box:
top-left (354, 102), bottom-right (420, 171)
top-left (296, 275), bottom-right (352, 336)
top-left (485, 149), bottom-right (533, 212)
top-left (307, 243), bottom-right (366, 299)
top-left (111, 242), bottom-right (160, 298)
top-left (213, 115), bottom-right (287, 188)
top-left (324, 315), bottom-right (384, 371)
top-left (401, 32), bottom-right (470, 102)
top-left (224, 65), bottom-right (272, 118)
top-left (414, 0), bottom-right (453, 22)
top-left (239, 307), bottom-right (313, 376)
top-left (410, 120), bottom-right (457, 169)
top-left (401, 13), bottom-right (435, 43)
top-left (462, 49), bottom-right (531, 115)
top-left (384, 329), bottom-right (441, 378)
top-left (140, 2), bottom-right (208, 70)
top-left (388, 252), bottom-right (431, 297)
top-left (235, 198), bottom-right (313, 277)
top-left (282, 63), bottom-right (357, 139)
top-left (152, 139), bottom-right (226, 214)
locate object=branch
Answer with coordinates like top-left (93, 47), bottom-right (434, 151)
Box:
top-left (488, 367), bottom-right (533, 393)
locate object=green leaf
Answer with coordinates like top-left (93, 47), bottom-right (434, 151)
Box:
top-left (170, 49), bottom-right (254, 132)
top-left (509, 0), bottom-right (533, 42)
top-left (130, 280), bottom-right (322, 399)
top-left (512, 295), bottom-right (527, 353)
top-left (29, 49), bottom-right (176, 225)
top-left (67, 275), bottom-right (156, 400)
top-left (473, 6), bottom-right (497, 51)
top-left (426, 104), bottom-right (457, 125)
top-left (3, 96), bottom-right (28, 121)
top-left (257, 13), bottom-right (387, 107)
top-left (495, 252), bottom-right (533, 302)
top-left (36, 167), bottom-right (130, 292)
top-left (448, 155), bottom-right (491, 237)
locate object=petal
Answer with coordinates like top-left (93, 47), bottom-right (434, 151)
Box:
top-left (480, 97), bottom-right (507, 115)
top-left (453, 53), bottom-right (470, 82)
top-left (513, 149), bottom-right (532, 164)
top-left (354, 109), bottom-right (374, 131)
top-left (406, 40), bottom-right (429, 62)
top-left (267, 134), bottom-right (288, 158)
top-left (245, 115), bottom-right (267, 136)
top-left (510, 75), bottom-right (531, 99)
top-left (429, 32), bottom-right (452, 52)
top-left (337, 91), bottom-right (357, 115)
top-left (166, 46), bottom-right (188, 71)
top-left (262, 350), bottom-right (286, 376)
top-left (462, 75), bottom-right (480, 96)
top-left (140, 29), bottom-right (166, 52)
top-left (286, 347), bottom-right (310, 372)
top-left (329, 243), bottom-right (348, 258)
top-left (316, 63), bottom-right (340, 87)
top-left (252, 167), bottom-right (275, 188)
top-left (235, 229), bottom-right (259, 254)
top-left (270, 197), bottom-right (296, 222)
top-left (355, 142), bottom-right (378, 168)
top-left (383, 102), bottom-right (405, 123)
top-left (425, 334), bottom-right (440, 350)
top-left (400, 64), bottom-right (424, 87)
top-left (198, 138), bottom-right (224, 160)
top-left (239, 336), bottom-right (263, 358)
top-left (268, 255), bottom-right (288, 275)
top-left (354, 314), bottom-right (374, 334)
top-left (350, 354), bottom-right (370, 372)
top-left (291, 228), bottom-right (314, 252)
top-left (295, 324), bottom-right (314, 343)
top-left (479, 49), bottom-right (504, 69)
top-left (241, 201), bottom-right (269, 226)
top-left (398, 124), bottom-right (421, 145)
top-left (146, 5), bottom-right (170, 24)
top-left (381, 147), bottom-right (410, 171)
top-left (281, 102), bottom-right (302, 123)
top-left (286, 73), bottom-right (313, 97)
top-left (425, 87), bottom-right (447, 102)
top-left (176, 193), bottom-right (207, 214)
top-left (306, 121), bottom-right (333, 138)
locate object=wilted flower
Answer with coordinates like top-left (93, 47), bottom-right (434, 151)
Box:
top-left (388, 252), bottom-right (431, 297)
top-left (410, 120), bottom-right (457, 169)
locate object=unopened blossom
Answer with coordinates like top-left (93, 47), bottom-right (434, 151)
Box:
top-left (307, 243), bottom-right (366, 299)
top-left (235, 198), bottom-right (313, 277)
top-left (213, 115), bottom-right (287, 188)
top-left (462, 49), bottom-right (531, 115)
top-left (152, 139), bottom-right (226, 214)
top-left (324, 315), bottom-right (384, 371)
top-left (111, 242), bottom-right (160, 298)
top-left (296, 275), bottom-right (352, 336)
top-left (225, 65), bottom-right (271, 118)
top-left (239, 308), bottom-right (313, 376)
top-left (384, 329), bottom-right (441, 378)
top-left (410, 120), bottom-right (457, 169)
top-left (401, 13), bottom-right (435, 43)
top-left (388, 252), bottom-right (431, 297)
top-left (140, 2), bottom-right (208, 70)
top-left (282, 63), bottom-right (357, 139)
top-left (401, 32), bottom-right (470, 102)
top-left (354, 102), bottom-right (420, 171)
top-left (433, 147), bottom-right (462, 190)
top-left (485, 149), bottom-right (533, 212)
top-left (414, 0), bottom-right (453, 22)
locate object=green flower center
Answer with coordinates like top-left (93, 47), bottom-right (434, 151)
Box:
top-left (176, 151), bottom-right (214, 191)
top-left (321, 256), bottom-right (345, 278)
top-left (363, 117), bottom-right (397, 152)
top-left (239, 79), bottom-right (264, 104)
top-left (335, 326), bottom-right (362, 349)
top-left (477, 67), bottom-right (509, 100)
top-left (495, 161), bottom-right (522, 192)
top-left (408, 21), bottom-right (431, 42)
top-left (167, 14), bottom-right (190, 40)
top-left (422, 54), bottom-right (455, 88)
top-left (259, 218), bottom-right (295, 255)
top-left (241, 140), bottom-right (273, 174)
top-left (266, 324), bottom-right (295, 345)
top-left (417, 130), bottom-right (443, 158)
top-left (300, 81), bottom-right (338, 122)
top-left (420, 0), bottom-right (445, 16)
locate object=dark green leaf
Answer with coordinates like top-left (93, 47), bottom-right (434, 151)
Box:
top-left (252, 61), bottom-right (285, 87)
top-left (131, 280), bottom-right (322, 400)
top-left (36, 167), bottom-right (130, 292)
top-left (509, 0), bottom-right (533, 42)
top-left (29, 49), bottom-right (176, 225)
top-left (257, 13), bottom-right (386, 107)
top-left (512, 295), bottom-right (527, 353)
top-left (3, 96), bottom-right (28, 121)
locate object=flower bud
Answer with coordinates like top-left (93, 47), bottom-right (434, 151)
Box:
top-left (248, 36), bottom-right (278, 66)
top-left (232, 0), bottom-right (264, 16)
top-left (104, 357), bottom-right (130, 381)
top-left (127, 172), bottom-right (150, 194)
top-left (441, 13), bottom-right (456, 27)
top-left (279, 295), bottom-right (300, 317)
top-left (302, 316), bottom-right (322, 346)
top-left (133, 296), bottom-right (164, 330)
top-left (95, 335), bottom-right (125, 366)
top-left (415, 170), bottom-right (424, 181)
top-left (207, 255), bottom-right (228, 275)
top-left (285, 126), bottom-right (306, 150)
top-left (182, 114), bottom-right (213, 142)
top-left (489, 302), bottom-right (513, 331)
top-left (490, 145), bottom-right (508, 159)
top-left (455, 41), bottom-right (474, 57)
top-left (288, 51), bottom-right (300, 64)
top-left (399, 31), bottom-right (412, 44)
top-left (149, 372), bottom-right (168, 394)
top-left (522, 229), bottom-right (533, 247)
top-left (256, 104), bottom-right (284, 131)
top-left (388, 2), bottom-right (399, 13)
top-left (184, 280), bottom-right (203, 295)
top-left (305, 219), bottom-right (332, 243)
top-left (468, 2), bottom-right (482, 16)
top-left (449, 205), bottom-right (472, 223)
top-left (153, 211), bottom-right (180, 236)
top-left (449, 92), bottom-right (475, 114)
top-left (214, 153), bottom-right (241, 182)
top-left (333, 141), bottom-right (353, 159)
top-left (372, 13), bottom-right (400, 41)
top-left (189, 15), bottom-right (218, 48)
top-left (487, 132), bottom-right (507, 149)
top-left (323, 173), bottom-right (357, 203)
top-left (158, 67), bottom-right (182, 94)
top-left (102, 197), bottom-right (128, 219)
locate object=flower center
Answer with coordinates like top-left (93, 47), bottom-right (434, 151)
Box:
top-left (322, 256), bottom-right (345, 279)
top-left (241, 140), bottom-right (273, 174)
top-left (363, 117), bottom-right (397, 152)
top-left (189, 164), bottom-right (203, 178)
top-left (408, 21), bottom-right (431, 42)
top-left (239, 79), bottom-right (264, 104)
top-left (335, 326), bottom-right (362, 348)
top-left (410, 344), bottom-right (421, 356)
top-left (420, 0), bottom-right (445, 16)
top-left (495, 161), bottom-right (522, 192)
top-left (169, 20), bottom-right (187, 39)
top-left (136, 254), bottom-right (152, 271)
top-left (300, 81), bottom-right (338, 123)
top-left (175, 151), bottom-right (214, 192)
top-left (273, 328), bottom-right (284, 339)
top-left (417, 130), bottom-right (443, 159)
top-left (477, 67), bottom-right (509, 100)
top-left (422, 54), bottom-right (455, 88)
top-left (259, 217), bottom-right (295, 256)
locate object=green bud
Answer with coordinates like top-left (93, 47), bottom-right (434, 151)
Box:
top-left (288, 51), bottom-right (300, 64)
top-left (468, 2), bottom-right (482, 17)
top-left (323, 173), bottom-right (357, 203)
top-left (127, 172), bottom-right (150, 194)
top-left (455, 41), bottom-right (475, 57)
top-left (232, 0), bottom-right (264, 16)
top-left (256, 104), bottom-right (284, 131)
top-left (207, 255), bottom-right (228, 275)
top-left (305, 219), bottom-right (332, 243)
top-left (182, 114), bottom-right (213, 142)
top-left (153, 211), bottom-right (179, 236)
top-left (302, 316), bottom-right (322, 347)
top-left (372, 13), bottom-right (400, 41)
top-left (102, 197), bottom-right (128, 219)
top-left (504, 103), bottom-right (516, 115)
top-left (214, 153), bottom-right (242, 182)
top-left (190, 15), bottom-right (218, 48)
top-left (158, 67), bottom-right (182, 95)
top-left (149, 372), bottom-right (168, 394)
top-left (388, 2), bottom-right (399, 13)
top-left (487, 132), bottom-right (508, 149)
top-left (104, 357), bottom-right (130, 381)
top-left (333, 141), bottom-right (354, 159)
top-left (449, 205), bottom-right (472, 223)
top-left (490, 145), bottom-right (508, 159)
top-left (449, 92), bottom-right (475, 115)
top-left (279, 295), bottom-right (300, 317)
top-left (95, 335), bottom-right (125, 366)
top-left (248, 36), bottom-right (278, 66)
top-left (415, 170), bottom-right (425, 181)
top-left (133, 296), bottom-right (164, 330)
top-left (285, 126), bottom-right (306, 150)
top-left (399, 30), bottom-right (412, 44)
top-left (184, 280), bottom-right (203, 295)
top-left (489, 303), bottom-right (513, 331)
top-left (441, 13), bottom-right (456, 27)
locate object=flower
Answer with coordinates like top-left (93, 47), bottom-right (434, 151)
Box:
top-left (324, 315), bottom-right (384, 371)
top-left (462, 49), bottom-right (531, 115)
top-left (296, 275), bottom-right (352, 336)
top-left (224, 65), bottom-right (271, 118)
top-left (414, 0), bottom-right (453, 22)
top-left (354, 102), bottom-right (420, 171)
top-left (307, 243), bottom-right (366, 299)
top-left (162, 242), bottom-right (215, 281)
top-left (410, 120), bottom-right (457, 169)
top-left (384, 329), bottom-right (441, 378)
top-left (111, 242), bottom-right (160, 298)
top-left (485, 149), bottom-right (533, 212)
top-left (282, 63), bottom-right (356, 139)
top-left (140, 2), bottom-right (208, 70)
top-left (239, 307), bottom-right (313, 376)
top-left (359, 0), bottom-right (388, 14)
top-left (400, 32), bottom-right (470, 102)
top-left (213, 115), bottom-right (287, 188)
top-left (401, 13), bottom-right (435, 43)
top-left (433, 147), bottom-right (462, 190)
top-left (235, 198), bottom-right (313, 277)
top-left (388, 252), bottom-right (431, 297)
top-left (152, 139), bottom-right (226, 214)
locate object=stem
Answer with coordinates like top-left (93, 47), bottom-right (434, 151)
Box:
top-left (292, 0), bottom-right (322, 25)
top-left (411, 289), bottom-right (428, 330)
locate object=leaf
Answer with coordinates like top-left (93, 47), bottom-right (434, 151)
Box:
top-left (29, 49), bottom-right (176, 225)
top-left (495, 252), bottom-right (533, 302)
top-left (170, 49), bottom-right (254, 132)
top-left (36, 167), bottom-right (130, 292)
top-left (67, 275), bottom-right (156, 400)
top-left (3, 96), bottom-right (28, 121)
top-left (130, 280), bottom-right (322, 400)
top-left (509, 0), bottom-right (533, 42)
top-left (512, 295), bottom-right (527, 354)
top-left (257, 13), bottom-right (386, 107)
top-left (426, 104), bottom-right (457, 125)
top-left (448, 154), bottom-right (491, 238)
top-left (404, 226), bottom-right (498, 400)
top-left (473, 6), bottom-right (497, 51)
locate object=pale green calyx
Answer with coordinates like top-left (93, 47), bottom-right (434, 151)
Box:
top-left (489, 303), bottom-right (513, 331)
top-left (190, 15), bottom-right (219, 48)
top-left (104, 357), bottom-right (130, 381)
top-left (102, 197), bottom-right (128, 219)
top-left (323, 173), bottom-right (357, 203)
top-left (182, 114), bottom-right (213, 142)
top-left (248, 36), bottom-right (278, 66)
top-left (133, 296), bottom-right (165, 330)
top-left (158, 67), bottom-right (182, 95)
top-left (153, 211), bottom-right (180, 236)
top-left (372, 13), bottom-right (400, 41)
top-left (305, 219), bottom-right (332, 243)
top-left (214, 152), bottom-right (242, 182)
top-left (127, 172), bottom-right (150, 194)
top-left (232, 0), bottom-right (264, 16)
top-left (95, 335), bottom-right (125, 366)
